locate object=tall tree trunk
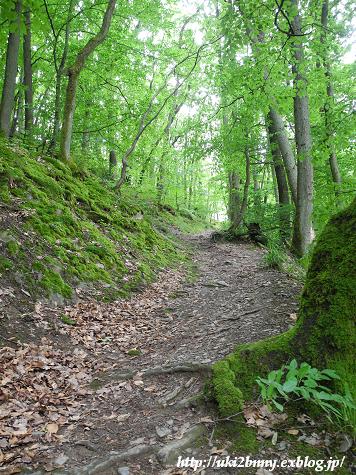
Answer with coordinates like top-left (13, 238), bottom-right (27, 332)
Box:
top-left (60, 0), bottom-right (116, 160)
top-left (253, 166), bottom-right (263, 220)
top-left (290, 0), bottom-right (314, 257)
top-left (230, 147), bottom-right (251, 232)
top-left (236, 5), bottom-right (298, 207)
top-left (267, 108), bottom-right (297, 205)
top-left (109, 150), bottom-right (117, 177)
top-left (271, 164), bottom-right (279, 204)
top-left (0, 0), bottom-right (22, 138)
top-left (9, 89), bottom-right (21, 137)
top-left (228, 171), bottom-right (241, 224)
top-left (23, 9), bottom-right (33, 134)
top-left (320, 0), bottom-right (342, 192)
top-left (267, 120), bottom-right (291, 241)
top-left (48, 0), bottom-right (75, 152)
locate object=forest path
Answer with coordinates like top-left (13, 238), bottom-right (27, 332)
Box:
top-left (25, 232), bottom-right (301, 475)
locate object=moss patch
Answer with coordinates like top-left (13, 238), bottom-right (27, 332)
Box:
top-left (215, 420), bottom-right (260, 454)
top-left (0, 140), bottom-right (198, 300)
top-left (212, 199), bottom-right (356, 417)
top-left (293, 197), bottom-right (356, 394)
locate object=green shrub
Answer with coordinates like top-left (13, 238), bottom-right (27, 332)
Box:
top-left (263, 245), bottom-right (286, 269)
top-left (256, 359), bottom-right (356, 433)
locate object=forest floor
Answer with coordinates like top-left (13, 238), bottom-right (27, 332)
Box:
top-left (1, 231), bottom-right (306, 475)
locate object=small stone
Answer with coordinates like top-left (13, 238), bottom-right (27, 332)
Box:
top-left (339, 434), bottom-right (353, 453)
top-left (48, 293), bottom-right (65, 306)
top-left (277, 440), bottom-right (288, 451)
top-left (54, 454), bottom-right (69, 466)
top-left (117, 467), bottom-right (130, 475)
top-left (155, 425), bottom-right (171, 438)
top-left (130, 437), bottom-right (145, 446)
top-left (216, 280), bottom-right (229, 287)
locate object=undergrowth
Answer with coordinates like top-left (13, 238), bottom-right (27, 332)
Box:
top-left (0, 140), bottom-right (207, 301)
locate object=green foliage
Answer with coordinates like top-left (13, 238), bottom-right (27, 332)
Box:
top-left (60, 315), bottom-right (76, 325)
top-left (263, 245), bottom-right (286, 270)
top-left (127, 348), bottom-right (141, 356)
top-left (0, 256), bottom-right (13, 272)
top-left (256, 360), bottom-right (355, 424)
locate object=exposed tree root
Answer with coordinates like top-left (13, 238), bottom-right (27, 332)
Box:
top-left (76, 444), bottom-right (157, 475)
top-left (91, 362), bottom-right (211, 387)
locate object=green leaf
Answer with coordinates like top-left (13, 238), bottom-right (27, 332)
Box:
top-left (298, 363), bottom-right (311, 379)
top-left (268, 370), bottom-right (277, 383)
top-left (299, 387), bottom-right (310, 400)
top-left (304, 378), bottom-right (317, 388)
top-left (282, 377), bottom-right (298, 393)
top-left (272, 400), bottom-right (284, 411)
top-left (321, 369), bottom-right (341, 380)
top-left (288, 359), bottom-right (298, 371)
top-left (286, 368), bottom-right (297, 381)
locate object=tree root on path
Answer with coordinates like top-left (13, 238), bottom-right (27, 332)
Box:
top-left (74, 440), bottom-right (97, 451)
top-left (93, 362), bottom-right (211, 385)
top-left (74, 425), bottom-right (205, 474)
top-left (142, 362), bottom-right (211, 376)
top-left (174, 392), bottom-right (203, 408)
top-left (76, 444), bottom-right (157, 475)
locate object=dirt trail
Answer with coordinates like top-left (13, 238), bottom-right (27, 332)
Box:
top-left (10, 232), bottom-right (301, 475)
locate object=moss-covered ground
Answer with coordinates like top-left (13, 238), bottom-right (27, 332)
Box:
top-left (0, 140), bottom-right (208, 301)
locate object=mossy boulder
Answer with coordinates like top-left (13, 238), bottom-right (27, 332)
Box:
top-left (212, 198), bottom-right (356, 415)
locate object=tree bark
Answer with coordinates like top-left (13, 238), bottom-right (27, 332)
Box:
top-left (267, 119), bottom-right (291, 241)
top-left (23, 9), bottom-right (33, 134)
top-left (290, 0), bottom-right (314, 257)
top-left (9, 89), bottom-right (23, 137)
top-left (0, 0), bottom-right (22, 138)
top-left (320, 0), bottom-right (342, 192)
top-left (228, 171), bottom-right (241, 224)
top-left (60, 0), bottom-right (116, 160)
top-left (267, 108), bottom-right (297, 205)
top-left (230, 146), bottom-right (251, 232)
top-left (109, 150), bottom-right (117, 177)
top-left (48, 0), bottom-right (74, 152)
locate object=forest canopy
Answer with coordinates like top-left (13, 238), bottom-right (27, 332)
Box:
top-left (0, 0), bottom-right (355, 255)
top-left (0, 1), bottom-right (355, 472)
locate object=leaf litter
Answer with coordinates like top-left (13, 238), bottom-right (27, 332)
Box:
top-left (58, 269), bottom-right (184, 355)
top-left (0, 269), bottom-right (184, 471)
